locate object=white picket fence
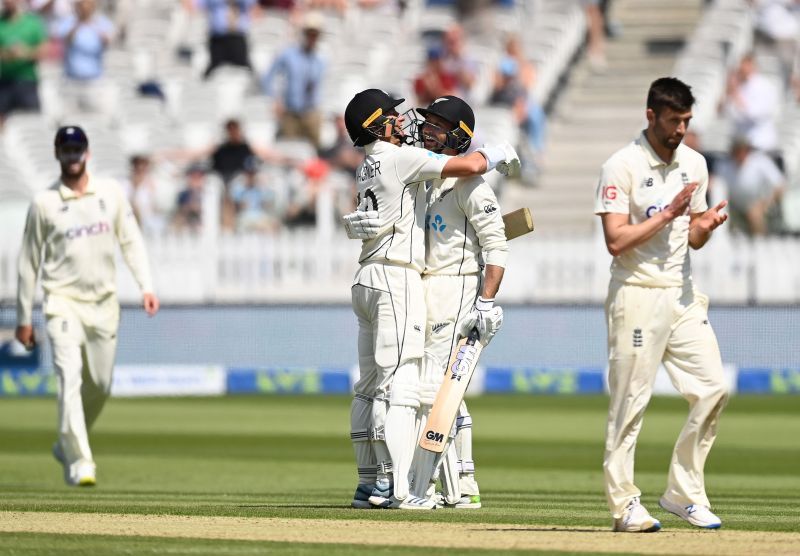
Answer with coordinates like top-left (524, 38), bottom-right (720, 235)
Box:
top-left (1, 228), bottom-right (799, 304)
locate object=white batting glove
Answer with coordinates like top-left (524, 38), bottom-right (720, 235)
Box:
top-left (495, 142), bottom-right (521, 178)
top-left (343, 210), bottom-right (384, 240)
top-left (476, 142), bottom-right (521, 178)
top-left (459, 297), bottom-right (504, 346)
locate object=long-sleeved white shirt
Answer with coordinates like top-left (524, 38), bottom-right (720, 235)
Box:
top-left (423, 175), bottom-right (508, 275)
top-left (17, 175), bottom-right (154, 326)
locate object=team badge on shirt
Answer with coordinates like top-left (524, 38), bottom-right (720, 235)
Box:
top-left (642, 177), bottom-right (653, 188)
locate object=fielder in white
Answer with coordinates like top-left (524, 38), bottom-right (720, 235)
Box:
top-left (16, 125), bottom-right (159, 486)
top-left (342, 88), bottom-right (518, 510)
top-left (410, 96), bottom-right (508, 509)
top-left (594, 78), bottom-right (729, 532)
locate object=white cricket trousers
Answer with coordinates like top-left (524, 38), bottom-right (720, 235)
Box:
top-left (603, 281), bottom-right (728, 518)
top-left (423, 273), bottom-right (481, 495)
top-left (351, 263), bottom-right (425, 488)
top-left (45, 294), bottom-right (119, 467)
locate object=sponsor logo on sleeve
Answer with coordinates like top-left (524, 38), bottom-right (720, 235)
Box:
top-left (483, 203), bottom-right (497, 214)
top-left (602, 185), bottom-right (617, 201)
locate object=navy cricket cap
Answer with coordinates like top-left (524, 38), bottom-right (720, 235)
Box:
top-left (344, 89), bottom-right (405, 146)
top-left (54, 126), bottom-right (89, 150)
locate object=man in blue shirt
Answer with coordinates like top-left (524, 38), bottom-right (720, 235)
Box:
top-left (261, 12), bottom-right (326, 149)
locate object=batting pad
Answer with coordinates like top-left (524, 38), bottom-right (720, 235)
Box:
top-left (350, 394), bottom-right (376, 484)
top-left (385, 362), bottom-right (421, 500)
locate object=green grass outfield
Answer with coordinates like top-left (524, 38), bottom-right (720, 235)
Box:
top-left (0, 394), bottom-right (798, 555)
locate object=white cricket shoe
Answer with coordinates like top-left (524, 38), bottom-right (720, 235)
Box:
top-left (659, 497), bottom-right (722, 529)
top-left (613, 497), bottom-right (661, 533)
top-left (369, 494), bottom-right (436, 510)
top-left (450, 494), bottom-right (481, 509)
top-left (68, 460), bottom-right (96, 487)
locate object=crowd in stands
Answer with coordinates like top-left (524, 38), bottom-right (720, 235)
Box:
top-left (1, 0), bottom-right (798, 238)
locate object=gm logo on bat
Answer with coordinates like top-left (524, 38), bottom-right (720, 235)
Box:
top-left (425, 431), bottom-right (445, 442)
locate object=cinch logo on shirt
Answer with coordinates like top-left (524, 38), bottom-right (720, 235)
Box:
top-left (65, 221), bottom-right (111, 239)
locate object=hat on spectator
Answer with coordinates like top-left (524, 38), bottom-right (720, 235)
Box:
top-left (302, 11), bottom-right (324, 32)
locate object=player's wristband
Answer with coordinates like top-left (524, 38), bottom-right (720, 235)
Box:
top-left (476, 296), bottom-right (494, 311)
top-left (476, 145), bottom-right (505, 172)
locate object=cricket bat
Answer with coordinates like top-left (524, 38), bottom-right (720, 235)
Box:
top-left (419, 328), bottom-right (483, 453)
top-left (503, 207), bottom-right (534, 240)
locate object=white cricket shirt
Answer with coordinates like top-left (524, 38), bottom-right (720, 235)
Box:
top-left (355, 141), bottom-right (449, 273)
top-left (594, 132), bottom-right (709, 288)
top-left (17, 175), bottom-right (154, 326)
top-left (423, 176), bottom-right (508, 275)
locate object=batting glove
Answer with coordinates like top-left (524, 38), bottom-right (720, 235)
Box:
top-left (476, 142), bottom-right (521, 178)
top-left (459, 297), bottom-right (503, 346)
top-left (343, 210), bottom-right (384, 240)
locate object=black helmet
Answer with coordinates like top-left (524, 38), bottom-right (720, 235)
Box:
top-left (344, 89), bottom-right (405, 147)
top-left (54, 125), bottom-right (89, 151)
top-left (417, 95), bottom-right (475, 153)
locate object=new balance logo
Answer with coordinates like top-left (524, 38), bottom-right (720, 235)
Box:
top-left (633, 328), bottom-right (643, 348)
top-left (642, 177), bottom-right (653, 188)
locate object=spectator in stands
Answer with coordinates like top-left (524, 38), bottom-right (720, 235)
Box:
top-left (261, 11), bottom-right (326, 149)
top-left (284, 160), bottom-right (327, 227)
top-left (53, 0), bottom-right (115, 114)
top-left (0, 0), bottom-right (47, 125)
top-left (230, 155), bottom-right (281, 232)
top-left (488, 56), bottom-right (546, 182)
top-left (211, 118), bottom-right (256, 184)
top-left (582, 0), bottom-right (607, 71)
top-left (722, 53), bottom-right (781, 165)
top-left (413, 46), bottom-right (457, 106)
top-left (441, 23), bottom-right (477, 100)
top-left (122, 155), bottom-right (166, 236)
top-left (716, 136), bottom-right (785, 236)
top-left (318, 114), bottom-right (364, 175)
top-left (174, 162), bottom-right (207, 232)
top-left (187, 0), bottom-right (256, 78)
top-left (752, 0), bottom-right (799, 86)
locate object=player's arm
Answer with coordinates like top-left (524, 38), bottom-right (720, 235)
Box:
top-left (114, 187), bottom-right (159, 316)
top-left (686, 163), bottom-right (727, 249)
top-left (688, 201), bottom-right (728, 249)
top-left (15, 200), bottom-right (45, 349)
top-left (441, 143), bottom-right (520, 178)
top-left (595, 158), bottom-right (696, 256)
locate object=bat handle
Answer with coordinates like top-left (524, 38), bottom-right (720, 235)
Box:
top-left (467, 327), bottom-right (480, 345)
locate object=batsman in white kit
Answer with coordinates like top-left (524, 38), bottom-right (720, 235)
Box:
top-left (16, 126), bottom-right (159, 486)
top-left (408, 96), bottom-right (508, 509)
top-left (594, 78), bottom-right (729, 532)
top-left (342, 89), bottom-right (519, 510)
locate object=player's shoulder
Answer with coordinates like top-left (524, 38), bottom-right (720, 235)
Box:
top-left (398, 144), bottom-right (447, 163)
top-left (31, 181), bottom-right (63, 207)
top-left (603, 139), bottom-right (640, 168)
top-left (454, 175), bottom-right (489, 195)
top-left (676, 143), bottom-right (708, 169)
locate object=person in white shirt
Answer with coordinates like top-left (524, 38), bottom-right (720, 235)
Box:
top-left (342, 88), bottom-right (518, 510)
top-left (16, 126), bottom-right (159, 487)
top-left (716, 136), bottom-right (785, 235)
top-left (723, 53), bottom-right (781, 156)
top-left (594, 78), bottom-right (729, 532)
top-left (407, 96), bottom-right (507, 509)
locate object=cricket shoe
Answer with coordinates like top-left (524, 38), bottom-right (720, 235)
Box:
top-left (659, 497), bottom-right (721, 529)
top-left (613, 497), bottom-right (661, 532)
top-left (68, 460), bottom-right (96, 487)
top-left (449, 494), bottom-right (481, 509)
top-left (351, 484), bottom-right (376, 509)
top-left (369, 494), bottom-right (436, 510)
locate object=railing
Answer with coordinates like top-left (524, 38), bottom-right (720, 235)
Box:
top-left (1, 229), bottom-right (799, 305)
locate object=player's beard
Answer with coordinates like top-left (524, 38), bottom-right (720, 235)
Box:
top-left (59, 152), bottom-right (88, 178)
